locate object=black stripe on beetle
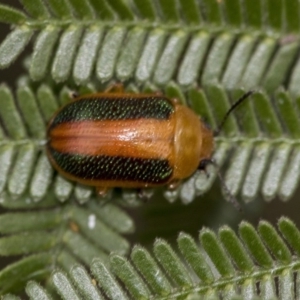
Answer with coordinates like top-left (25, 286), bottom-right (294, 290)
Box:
top-left (49, 148), bottom-right (173, 183)
top-left (49, 96), bottom-right (174, 130)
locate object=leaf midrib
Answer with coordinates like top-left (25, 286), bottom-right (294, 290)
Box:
top-left (15, 19), bottom-right (286, 40)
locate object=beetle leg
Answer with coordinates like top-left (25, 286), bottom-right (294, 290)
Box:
top-left (154, 90), bottom-right (163, 96)
top-left (170, 98), bottom-right (180, 105)
top-left (96, 186), bottom-right (109, 197)
top-left (167, 180), bottom-right (181, 190)
top-left (69, 90), bottom-right (80, 100)
top-left (105, 83), bottom-right (125, 94)
top-left (200, 117), bottom-right (212, 131)
top-left (198, 158), bottom-right (215, 179)
top-left (137, 188), bottom-right (154, 202)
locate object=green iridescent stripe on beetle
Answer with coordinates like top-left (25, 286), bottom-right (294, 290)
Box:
top-left (49, 148), bottom-right (174, 183)
top-left (50, 97), bottom-right (174, 129)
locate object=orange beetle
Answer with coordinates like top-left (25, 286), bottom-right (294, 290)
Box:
top-left (47, 84), bottom-right (252, 201)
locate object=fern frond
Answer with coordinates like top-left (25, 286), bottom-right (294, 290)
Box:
top-left (0, 82), bottom-right (299, 204)
top-left (9, 217), bottom-right (300, 299)
top-left (0, 4), bottom-right (27, 24)
top-left (0, 0), bottom-right (300, 91)
top-left (0, 197), bottom-right (134, 295)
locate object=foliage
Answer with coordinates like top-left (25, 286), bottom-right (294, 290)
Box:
top-left (4, 217), bottom-right (300, 299)
top-left (0, 0), bottom-right (299, 298)
top-left (0, 83), bottom-right (299, 205)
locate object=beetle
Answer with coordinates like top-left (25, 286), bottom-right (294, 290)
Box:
top-left (47, 84), bottom-right (253, 201)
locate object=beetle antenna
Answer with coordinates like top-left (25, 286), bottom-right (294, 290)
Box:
top-left (198, 159), bottom-right (242, 211)
top-left (214, 91), bottom-right (255, 136)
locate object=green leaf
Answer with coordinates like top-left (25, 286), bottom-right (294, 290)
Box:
top-left (2, 294), bottom-right (21, 300)
top-left (16, 84), bottom-right (45, 138)
top-left (0, 4), bottom-right (27, 24)
top-left (201, 0), bottom-right (223, 24)
top-left (177, 232), bottom-right (214, 283)
top-left (0, 210), bottom-right (60, 234)
top-left (131, 246), bottom-right (172, 296)
top-left (51, 26), bottom-right (83, 82)
top-left (1, 1), bottom-right (300, 297)
top-left (0, 253), bottom-right (52, 294)
top-left (263, 42), bottom-right (298, 93)
top-left (284, 0), bottom-right (300, 32)
top-left (52, 271), bottom-right (81, 300)
top-left (116, 27), bottom-right (147, 80)
top-left (64, 230), bottom-right (109, 266)
top-left (31, 164), bottom-right (55, 198)
top-left (88, 0), bottom-right (114, 20)
top-left (262, 143), bottom-right (292, 201)
top-left (47, 0), bottom-right (73, 19)
top-left (178, 0), bottom-right (202, 24)
top-left (0, 27), bottom-right (32, 68)
top-left (10, 217), bottom-right (300, 298)
top-left (177, 31), bottom-right (210, 87)
top-left (278, 217), bottom-right (300, 255)
top-left (258, 221), bottom-right (292, 264)
top-left (202, 33), bottom-right (235, 85)
top-left (224, 0), bottom-right (243, 26)
top-left (96, 27), bottom-right (126, 82)
top-left (0, 198), bottom-right (134, 294)
top-left (26, 281), bottom-right (52, 300)
top-left (132, 0), bottom-right (156, 21)
top-left (8, 143), bottom-right (36, 198)
top-left (0, 83), bottom-right (300, 203)
top-left (0, 84), bottom-right (27, 139)
top-left (36, 84), bottom-right (59, 123)
top-left (200, 228), bottom-right (235, 277)
top-left (30, 26), bottom-right (60, 81)
top-left (242, 142), bottom-right (272, 202)
top-left (219, 226), bottom-right (254, 272)
top-left (107, 0), bottom-right (134, 20)
top-left (154, 239), bottom-right (193, 288)
top-left (266, 0), bottom-right (283, 30)
top-left (0, 232), bottom-right (57, 256)
top-left (73, 26), bottom-right (104, 85)
top-left (159, 0), bottom-right (180, 22)
top-left (239, 222), bottom-right (273, 268)
top-left (91, 259), bottom-right (129, 300)
top-left (67, 0), bottom-right (94, 19)
top-left (71, 206), bottom-right (130, 254)
top-left (153, 30), bottom-right (188, 85)
top-left (135, 28), bottom-right (166, 83)
top-left (0, 0), bottom-right (299, 94)
top-left (69, 265), bottom-right (103, 300)
top-left (221, 35), bottom-right (256, 90)
top-left (244, 0), bottom-right (262, 28)
top-left (110, 255), bottom-right (150, 299)
top-left (19, 0), bottom-right (49, 19)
